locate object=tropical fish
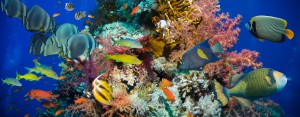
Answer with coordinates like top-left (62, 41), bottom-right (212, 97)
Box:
top-left (130, 6), bottom-right (139, 16)
top-left (179, 38), bottom-right (223, 70)
top-left (55, 109), bottom-right (63, 116)
top-left (1, 0), bottom-right (27, 22)
top-left (16, 72), bottom-right (41, 81)
top-left (29, 33), bottom-right (48, 56)
top-left (25, 89), bottom-right (60, 101)
top-left (67, 33), bottom-right (96, 59)
top-left (160, 78), bottom-right (172, 88)
top-left (92, 75), bottom-right (113, 105)
top-left (88, 14), bottom-right (94, 18)
top-left (43, 35), bottom-right (61, 56)
top-left (104, 53), bottom-right (142, 65)
top-left (74, 97), bottom-right (88, 104)
top-left (52, 13), bottom-right (60, 17)
top-left (58, 76), bottom-right (67, 80)
top-left (2, 78), bottom-right (22, 86)
top-left (213, 68), bottom-right (288, 106)
top-left (55, 23), bottom-right (78, 55)
top-left (122, 4), bottom-right (127, 11)
top-left (25, 61), bottom-right (59, 80)
top-left (65, 2), bottom-right (74, 11)
top-left (24, 113), bottom-right (29, 117)
top-left (41, 101), bottom-right (60, 108)
top-left (245, 15), bottom-right (294, 42)
top-left (75, 11), bottom-right (86, 20)
top-left (24, 98), bottom-right (29, 102)
top-left (112, 37), bottom-right (143, 48)
top-left (25, 5), bottom-right (55, 33)
top-left (161, 88), bottom-right (175, 102)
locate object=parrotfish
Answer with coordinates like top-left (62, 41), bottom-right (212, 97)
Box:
top-left (25, 89), bottom-right (60, 102)
top-left (112, 37), bottom-right (143, 49)
top-left (1, 78), bottom-right (22, 86)
top-left (213, 68), bottom-right (287, 106)
top-left (25, 60), bottom-right (59, 80)
top-left (245, 15), bottom-right (294, 42)
top-left (104, 53), bottom-right (142, 65)
top-left (179, 38), bottom-right (223, 70)
top-left (16, 72), bottom-right (41, 81)
top-left (92, 75), bottom-right (113, 105)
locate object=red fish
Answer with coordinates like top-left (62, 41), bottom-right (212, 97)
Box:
top-left (41, 101), bottom-right (60, 108)
top-left (130, 6), bottom-right (139, 16)
top-left (162, 88), bottom-right (175, 102)
top-left (75, 97), bottom-right (88, 104)
top-left (160, 78), bottom-right (172, 88)
top-left (55, 109), bottom-right (63, 115)
top-left (25, 89), bottom-right (59, 101)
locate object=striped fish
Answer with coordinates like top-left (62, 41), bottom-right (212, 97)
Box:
top-left (65, 2), bottom-right (74, 11)
top-left (1, 0), bottom-right (27, 20)
top-left (213, 68), bottom-right (287, 106)
top-left (74, 11), bottom-right (86, 20)
top-left (92, 74), bottom-right (113, 105)
top-left (55, 23), bottom-right (78, 54)
top-left (245, 15), bottom-right (294, 42)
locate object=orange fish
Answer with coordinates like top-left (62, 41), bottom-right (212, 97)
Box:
top-left (24, 113), bottom-right (29, 117)
top-left (24, 98), bottom-right (29, 102)
top-left (55, 109), bottom-right (63, 116)
top-left (162, 88), bottom-right (175, 102)
top-left (41, 101), bottom-right (60, 109)
top-left (161, 78), bottom-right (172, 88)
top-left (130, 6), bottom-right (139, 16)
top-left (58, 76), bottom-right (67, 80)
top-left (186, 112), bottom-right (193, 117)
top-left (53, 13), bottom-right (60, 17)
top-left (75, 97), bottom-right (88, 104)
top-left (66, 58), bottom-right (72, 62)
top-left (122, 4), bottom-right (127, 11)
top-left (88, 14), bottom-right (94, 18)
top-left (25, 89), bottom-right (60, 102)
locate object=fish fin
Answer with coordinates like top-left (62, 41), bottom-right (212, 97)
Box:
top-left (1, 1), bottom-right (3, 12)
top-left (111, 38), bottom-right (116, 46)
top-left (234, 96), bottom-right (252, 107)
top-left (212, 80), bottom-right (229, 106)
top-left (24, 67), bottom-right (33, 73)
top-left (16, 72), bottom-right (21, 80)
top-left (229, 73), bottom-right (244, 88)
top-left (257, 38), bottom-right (264, 42)
top-left (285, 29), bottom-right (294, 40)
top-left (103, 53), bottom-right (109, 61)
top-left (211, 43), bottom-right (224, 57)
top-left (283, 19), bottom-right (287, 27)
top-left (1, 79), bottom-right (4, 85)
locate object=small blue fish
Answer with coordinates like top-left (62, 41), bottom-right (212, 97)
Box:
top-left (112, 37), bottom-right (143, 48)
top-left (179, 38), bottom-right (223, 70)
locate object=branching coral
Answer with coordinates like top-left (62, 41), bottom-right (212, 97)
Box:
top-left (65, 100), bottom-right (100, 117)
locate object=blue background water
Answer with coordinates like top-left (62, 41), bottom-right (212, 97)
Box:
top-left (0, 0), bottom-right (299, 116)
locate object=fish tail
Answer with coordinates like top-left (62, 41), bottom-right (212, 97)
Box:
top-left (103, 53), bottom-right (110, 61)
top-left (285, 29), bottom-right (294, 40)
top-left (211, 42), bottom-right (224, 57)
top-left (52, 94), bottom-right (60, 99)
top-left (111, 38), bottom-right (116, 46)
top-left (212, 80), bottom-right (230, 106)
top-left (24, 67), bottom-right (33, 73)
top-left (16, 72), bottom-right (21, 80)
top-left (1, 79), bottom-right (4, 85)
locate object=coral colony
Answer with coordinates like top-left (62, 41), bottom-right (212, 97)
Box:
top-left (1, 0), bottom-right (287, 116)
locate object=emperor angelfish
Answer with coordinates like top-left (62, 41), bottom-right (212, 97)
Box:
top-left (25, 5), bottom-right (53, 33)
top-left (245, 15), bottom-right (294, 42)
top-left (179, 38), bottom-right (223, 70)
top-left (213, 68), bottom-right (288, 106)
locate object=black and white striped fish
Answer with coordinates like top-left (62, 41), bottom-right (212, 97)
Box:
top-left (74, 11), bottom-right (86, 20)
top-left (65, 2), bottom-right (74, 11)
top-left (245, 15), bottom-right (294, 42)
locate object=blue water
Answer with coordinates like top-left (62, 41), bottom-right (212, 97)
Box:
top-left (0, 0), bottom-right (299, 116)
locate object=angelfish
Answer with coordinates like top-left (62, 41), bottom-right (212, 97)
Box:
top-left (213, 68), bottom-right (287, 106)
top-left (179, 38), bottom-right (223, 70)
top-left (245, 15), bottom-right (294, 42)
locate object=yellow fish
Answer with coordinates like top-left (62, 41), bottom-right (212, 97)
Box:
top-left (16, 72), bottom-right (41, 81)
top-left (104, 53), bottom-right (142, 65)
top-left (25, 61), bottom-right (59, 80)
top-left (92, 74), bottom-right (113, 105)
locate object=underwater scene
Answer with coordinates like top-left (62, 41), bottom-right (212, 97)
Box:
top-left (0, 0), bottom-right (299, 116)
